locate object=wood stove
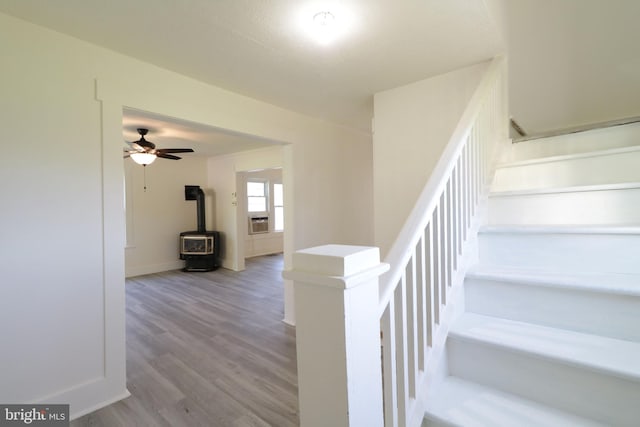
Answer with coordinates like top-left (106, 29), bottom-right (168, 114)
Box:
top-left (180, 185), bottom-right (220, 272)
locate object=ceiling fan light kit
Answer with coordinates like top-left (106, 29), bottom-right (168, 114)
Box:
top-left (124, 128), bottom-right (194, 166)
top-left (130, 152), bottom-right (157, 165)
top-left (124, 128), bottom-right (196, 191)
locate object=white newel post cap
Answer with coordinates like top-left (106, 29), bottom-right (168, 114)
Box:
top-left (284, 244), bottom-right (388, 427)
top-left (283, 244), bottom-right (390, 289)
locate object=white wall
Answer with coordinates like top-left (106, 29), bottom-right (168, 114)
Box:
top-left (373, 61), bottom-right (490, 257)
top-left (0, 14), bottom-right (128, 417)
top-left (0, 12), bottom-right (373, 418)
top-left (501, 0), bottom-right (640, 135)
top-left (124, 156), bottom-right (208, 277)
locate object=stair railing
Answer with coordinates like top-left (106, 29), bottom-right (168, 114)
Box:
top-left (378, 56), bottom-right (508, 427)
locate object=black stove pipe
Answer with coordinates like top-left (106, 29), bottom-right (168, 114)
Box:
top-left (185, 185), bottom-right (206, 233)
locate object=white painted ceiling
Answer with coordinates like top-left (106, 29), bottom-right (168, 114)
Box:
top-left (0, 0), bottom-right (502, 155)
top-left (2, 0), bottom-right (639, 148)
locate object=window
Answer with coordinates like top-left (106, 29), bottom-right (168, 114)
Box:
top-left (246, 178), bottom-right (284, 233)
top-left (273, 183), bottom-right (284, 231)
top-left (247, 181), bottom-right (267, 213)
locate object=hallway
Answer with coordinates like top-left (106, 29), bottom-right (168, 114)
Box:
top-left (72, 255), bottom-right (298, 426)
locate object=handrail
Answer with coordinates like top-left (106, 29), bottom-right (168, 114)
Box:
top-left (376, 56), bottom-right (507, 427)
top-left (287, 57), bottom-right (507, 427)
top-left (378, 57), bottom-right (505, 315)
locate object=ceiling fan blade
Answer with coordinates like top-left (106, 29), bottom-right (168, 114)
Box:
top-left (157, 148), bottom-right (194, 154)
top-left (157, 153), bottom-right (182, 160)
top-left (127, 142), bottom-right (145, 151)
top-left (123, 153), bottom-right (131, 159)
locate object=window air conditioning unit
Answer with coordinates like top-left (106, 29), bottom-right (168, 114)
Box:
top-left (249, 216), bottom-right (269, 234)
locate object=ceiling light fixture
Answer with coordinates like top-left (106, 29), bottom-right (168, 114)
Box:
top-left (309, 10), bottom-right (340, 45)
top-left (295, 3), bottom-right (356, 46)
top-left (313, 11), bottom-right (335, 27)
top-left (129, 152), bottom-right (157, 166)
top-left (294, 3), bottom-right (358, 46)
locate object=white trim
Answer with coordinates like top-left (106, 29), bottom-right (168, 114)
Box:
top-left (467, 268), bottom-right (640, 297)
top-left (513, 115), bottom-right (640, 143)
top-left (283, 263), bottom-right (390, 290)
top-left (490, 182), bottom-right (640, 197)
top-left (480, 224), bottom-right (640, 235)
top-left (125, 260), bottom-right (185, 278)
top-left (70, 390), bottom-right (131, 420)
top-left (497, 144), bottom-right (640, 169)
top-left (281, 317), bottom-right (296, 327)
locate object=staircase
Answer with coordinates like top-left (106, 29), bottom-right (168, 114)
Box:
top-left (424, 123), bottom-right (640, 426)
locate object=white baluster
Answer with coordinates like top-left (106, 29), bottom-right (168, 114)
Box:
top-left (394, 274), bottom-right (409, 426)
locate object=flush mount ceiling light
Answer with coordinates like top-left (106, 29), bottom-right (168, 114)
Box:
top-left (310, 10), bottom-right (339, 45)
top-left (313, 11), bottom-right (335, 27)
top-left (297, 4), bottom-right (355, 45)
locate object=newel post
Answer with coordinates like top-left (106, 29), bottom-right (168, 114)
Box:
top-left (283, 245), bottom-right (390, 427)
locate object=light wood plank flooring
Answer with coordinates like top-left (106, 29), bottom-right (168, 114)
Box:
top-left (71, 254), bottom-right (298, 427)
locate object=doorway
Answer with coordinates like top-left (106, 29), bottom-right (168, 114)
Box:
top-left (238, 168), bottom-right (285, 261)
top-left (121, 107), bottom-right (286, 277)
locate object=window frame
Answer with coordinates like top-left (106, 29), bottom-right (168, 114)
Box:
top-left (273, 182), bottom-right (284, 232)
top-left (246, 179), bottom-right (268, 214)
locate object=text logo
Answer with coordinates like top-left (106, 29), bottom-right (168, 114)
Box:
top-left (1, 405), bottom-right (69, 426)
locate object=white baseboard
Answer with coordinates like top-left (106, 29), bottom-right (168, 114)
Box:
top-left (70, 389), bottom-right (131, 420)
top-left (125, 260), bottom-right (184, 277)
top-left (282, 317), bottom-right (296, 327)
top-left (32, 374), bottom-right (130, 421)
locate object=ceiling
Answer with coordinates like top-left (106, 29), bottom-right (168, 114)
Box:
top-left (0, 0), bottom-right (501, 146)
top-left (1, 0), bottom-right (639, 146)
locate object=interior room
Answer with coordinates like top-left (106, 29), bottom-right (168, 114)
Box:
top-left (121, 108), bottom-right (286, 277)
top-left (3, 1), bottom-right (640, 425)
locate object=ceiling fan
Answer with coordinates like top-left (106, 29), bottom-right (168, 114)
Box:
top-left (124, 128), bottom-right (194, 166)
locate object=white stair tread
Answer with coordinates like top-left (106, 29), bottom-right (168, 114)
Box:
top-left (479, 224), bottom-right (640, 235)
top-left (490, 181), bottom-right (640, 198)
top-left (425, 376), bottom-right (604, 427)
top-left (466, 267), bottom-right (640, 297)
top-left (450, 313), bottom-right (640, 381)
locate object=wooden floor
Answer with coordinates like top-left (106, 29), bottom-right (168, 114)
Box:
top-left (71, 254), bottom-right (299, 427)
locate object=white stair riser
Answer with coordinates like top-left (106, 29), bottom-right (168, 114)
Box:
top-left (423, 414), bottom-right (458, 427)
top-left (502, 122), bottom-right (640, 163)
top-left (488, 187), bottom-right (640, 225)
top-left (447, 338), bottom-right (640, 426)
top-left (493, 149), bottom-right (640, 193)
top-left (424, 377), bottom-right (606, 427)
top-left (465, 278), bottom-right (640, 342)
top-left (478, 232), bottom-right (640, 274)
